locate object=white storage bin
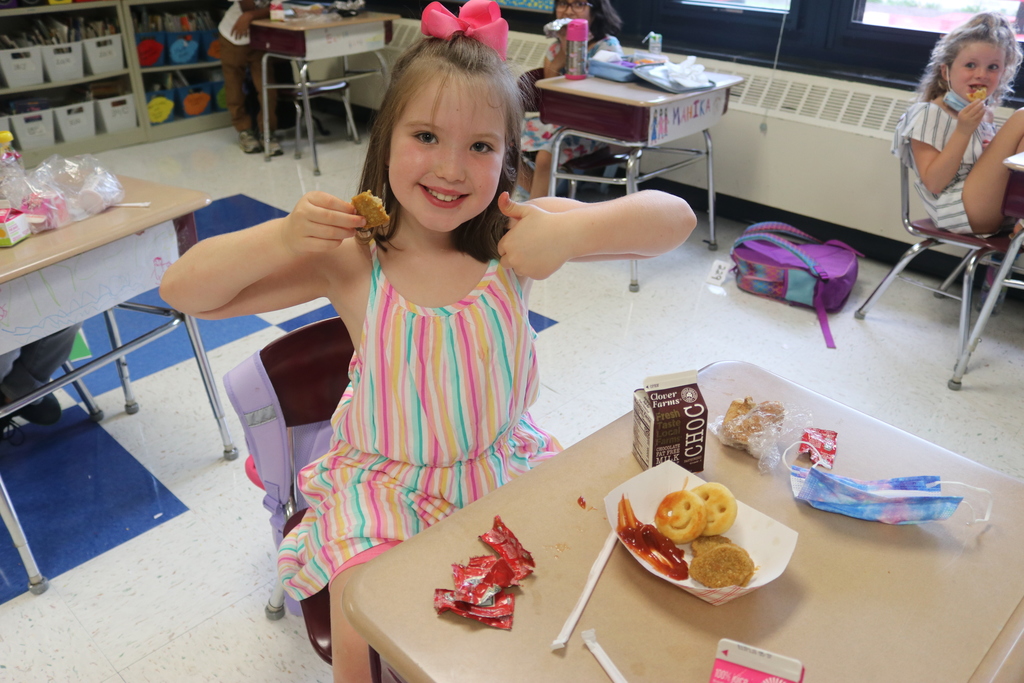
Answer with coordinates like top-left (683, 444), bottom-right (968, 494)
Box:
top-left (54, 102), bottom-right (96, 142)
top-left (41, 42), bottom-right (84, 83)
top-left (94, 94), bottom-right (137, 134)
top-left (10, 109), bottom-right (55, 150)
top-left (0, 46), bottom-right (44, 89)
top-left (83, 35), bottom-right (124, 75)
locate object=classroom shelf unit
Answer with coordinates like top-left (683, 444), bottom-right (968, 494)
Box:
top-left (0, 0), bottom-right (229, 166)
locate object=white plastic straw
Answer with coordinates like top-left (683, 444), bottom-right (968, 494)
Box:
top-left (114, 202), bottom-right (152, 208)
top-left (581, 629), bottom-right (628, 683)
top-left (551, 529), bottom-right (618, 650)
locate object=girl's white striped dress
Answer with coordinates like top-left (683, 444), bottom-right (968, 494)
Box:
top-left (892, 101), bottom-right (997, 234)
top-left (278, 243), bottom-right (561, 599)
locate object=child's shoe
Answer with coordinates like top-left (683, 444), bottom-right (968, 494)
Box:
top-left (266, 136), bottom-right (284, 157)
top-left (239, 129), bottom-right (263, 154)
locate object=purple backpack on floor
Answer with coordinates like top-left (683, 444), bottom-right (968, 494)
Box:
top-left (730, 222), bottom-right (863, 348)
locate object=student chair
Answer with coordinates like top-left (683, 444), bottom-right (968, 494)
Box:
top-left (854, 162), bottom-right (1015, 367)
top-left (279, 64), bottom-right (358, 177)
top-left (948, 182), bottom-right (1024, 390)
top-left (223, 317), bottom-right (403, 682)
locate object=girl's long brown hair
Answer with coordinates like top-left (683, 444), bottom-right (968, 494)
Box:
top-left (357, 34), bottom-right (526, 263)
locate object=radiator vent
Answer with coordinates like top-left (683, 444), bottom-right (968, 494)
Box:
top-left (387, 20), bottom-right (1014, 140)
top-left (389, 19), bottom-right (549, 74)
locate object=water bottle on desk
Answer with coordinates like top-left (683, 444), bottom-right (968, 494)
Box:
top-left (565, 19), bottom-right (588, 80)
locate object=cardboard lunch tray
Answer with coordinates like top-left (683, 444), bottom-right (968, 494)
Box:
top-left (604, 461), bottom-right (798, 605)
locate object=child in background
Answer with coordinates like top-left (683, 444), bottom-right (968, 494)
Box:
top-left (218, 0), bottom-right (282, 156)
top-left (892, 12), bottom-right (1024, 235)
top-left (160, 2), bottom-right (695, 680)
top-left (521, 0), bottom-right (624, 199)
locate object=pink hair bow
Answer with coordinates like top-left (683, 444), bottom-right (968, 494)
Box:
top-left (421, 0), bottom-right (509, 61)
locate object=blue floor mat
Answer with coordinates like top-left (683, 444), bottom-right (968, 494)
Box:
top-left (0, 405), bottom-right (188, 604)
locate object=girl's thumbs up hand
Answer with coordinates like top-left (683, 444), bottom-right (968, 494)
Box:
top-left (497, 192), bottom-right (575, 280)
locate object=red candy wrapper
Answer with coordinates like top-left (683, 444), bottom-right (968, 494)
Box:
top-left (799, 428), bottom-right (837, 468)
top-left (480, 515), bottom-right (535, 581)
top-left (452, 555), bottom-right (517, 605)
top-left (434, 589), bottom-right (515, 630)
top-left (435, 516), bottom-right (533, 630)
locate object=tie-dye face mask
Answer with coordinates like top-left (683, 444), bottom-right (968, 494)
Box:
top-left (789, 466), bottom-right (990, 525)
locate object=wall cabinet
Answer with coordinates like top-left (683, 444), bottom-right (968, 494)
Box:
top-left (0, 0), bottom-right (229, 166)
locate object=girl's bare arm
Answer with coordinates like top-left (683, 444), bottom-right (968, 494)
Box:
top-left (912, 100), bottom-right (987, 195)
top-left (496, 190), bottom-right (696, 280)
top-left (160, 192), bottom-right (364, 319)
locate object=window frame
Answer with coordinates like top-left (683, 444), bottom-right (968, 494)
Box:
top-left (640, 0), bottom-right (1024, 105)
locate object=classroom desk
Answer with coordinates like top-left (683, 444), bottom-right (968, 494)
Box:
top-left (537, 73), bottom-right (743, 290)
top-left (344, 360), bottom-right (1024, 683)
top-left (0, 176), bottom-right (238, 596)
top-left (250, 12), bottom-right (400, 173)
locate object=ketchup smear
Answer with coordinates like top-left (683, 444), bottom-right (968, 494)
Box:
top-left (616, 495), bottom-right (688, 581)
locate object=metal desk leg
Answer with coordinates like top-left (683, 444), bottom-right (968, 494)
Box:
top-left (182, 314), bottom-right (239, 460)
top-left (626, 148), bottom-right (642, 292)
top-left (704, 129), bottom-right (717, 251)
top-left (63, 361), bottom-right (104, 422)
top-left (262, 51), bottom-right (273, 163)
top-left (104, 309), bottom-right (139, 415)
top-left (0, 473), bottom-right (48, 595)
top-left (949, 230), bottom-right (1024, 390)
top-left (548, 129), bottom-right (569, 198)
top-left (298, 61), bottom-right (319, 176)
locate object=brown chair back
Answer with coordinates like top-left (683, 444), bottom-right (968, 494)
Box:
top-left (260, 317), bottom-right (355, 427)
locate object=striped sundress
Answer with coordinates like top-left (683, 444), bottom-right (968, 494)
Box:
top-left (891, 101), bottom-right (997, 234)
top-left (277, 242), bottom-right (561, 600)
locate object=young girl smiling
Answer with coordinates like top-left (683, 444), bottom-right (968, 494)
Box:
top-left (160, 2), bottom-right (696, 680)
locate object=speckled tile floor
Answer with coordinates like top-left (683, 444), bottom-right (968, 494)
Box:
top-left (0, 113), bottom-right (1021, 682)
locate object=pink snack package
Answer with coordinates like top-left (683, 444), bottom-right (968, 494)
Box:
top-left (709, 639), bottom-right (804, 683)
top-left (799, 427), bottom-right (837, 469)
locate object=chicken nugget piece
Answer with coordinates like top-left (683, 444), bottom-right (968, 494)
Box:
top-left (689, 543), bottom-right (754, 588)
top-left (351, 190), bottom-right (390, 229)
top-left (690, 535), bottom-right (733, 557)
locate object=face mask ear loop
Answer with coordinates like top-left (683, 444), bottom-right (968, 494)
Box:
top-left (935, 481), bottom-right (993, 524)
top-left (781, 440), bottom-right (826, 470)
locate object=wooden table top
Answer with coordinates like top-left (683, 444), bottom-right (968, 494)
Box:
top-left (0, 176), bottom-right (209, 286)
top-left (344, 360), bottom-right (1024, 683)
top-left (536, 72), bottom-right (743, 107)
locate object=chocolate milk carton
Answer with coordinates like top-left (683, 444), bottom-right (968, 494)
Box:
top-left (632, 370), bottom-right (707, 472)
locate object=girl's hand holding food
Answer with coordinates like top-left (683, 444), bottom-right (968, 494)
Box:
top-left (282, 191), bottom-right (365, 255)
top-left (955, 98), bottom-right (988, 136)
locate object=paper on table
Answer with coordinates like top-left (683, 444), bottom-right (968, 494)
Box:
top-left (582, 629), bottom-right (629, 683)
top-left (550, 529), bottom-right (618, 650)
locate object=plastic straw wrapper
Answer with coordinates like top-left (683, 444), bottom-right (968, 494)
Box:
top-left (582, 629), bottom-right (628, 683)
top-left (550, 529), bottom-right (617, 650)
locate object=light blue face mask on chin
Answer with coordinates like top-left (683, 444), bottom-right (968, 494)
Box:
top-left (943, 89), bottom-right (973, 112)
top-left (784, 442), bottom-right (992, 525)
